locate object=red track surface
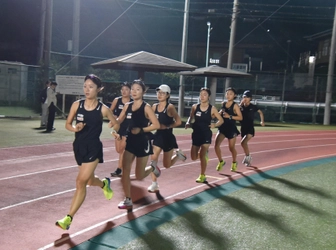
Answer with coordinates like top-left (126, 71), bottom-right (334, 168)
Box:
top-left (1, 130), bottom-right (336, 249)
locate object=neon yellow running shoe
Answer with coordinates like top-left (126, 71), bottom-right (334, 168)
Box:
top-left (216, 160), bottom-right (225, 171)
top-left (196, 174), bottom-right (206, 183)
top-left (56, 215), bottom-right (72, 230)
top-left (231, 162), bottom-right (237, 172)
top-left (102, 178), bottom-right (114, 200)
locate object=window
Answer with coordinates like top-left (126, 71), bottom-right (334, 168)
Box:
top-left (8, 68), bottom-right (17, 74)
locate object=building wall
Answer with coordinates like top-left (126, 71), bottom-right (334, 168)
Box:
top-left (0, 62), bottom-right (28, 103)
top-left (316, 39), bottom-right (331, 64)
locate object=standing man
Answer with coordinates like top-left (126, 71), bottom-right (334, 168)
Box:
top-left (40, 80), bottom-right (50, 128)
top-left (46, 81), bottom-right (58, 132)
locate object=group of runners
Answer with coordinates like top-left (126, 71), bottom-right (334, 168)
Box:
top-left (55, 74), bottom-right (264, 230)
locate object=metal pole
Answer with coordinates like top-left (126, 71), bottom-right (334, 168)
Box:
top-left (178, 0), bottom-right (190, 117)
top-left (71, 0), bottom-right (80, 75)
top-left (308, 56), bottom-right (316, 86)
top-left (43, 0), bottom-right (53, 83)
top-left (286, 40), bottom-right (291, 70)
top-left (313, 77), bottom-right (319, 124)
top-left (38, 0), bottom-right (46, 64)
top-left (225, 0), bottom-right (239, 90)
top-left (280, 69), bottom-right (287, 122)
top-left (323, 2), bottom-right (336, 125)
top-left (280, 40), bottom-right (291, 122)
top-left (204, 21), bottom-right (211, 87)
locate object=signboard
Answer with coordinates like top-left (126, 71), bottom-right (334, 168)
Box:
top-left (232, 63), bottom-right (248, 73)
top-left (209, 58), bottom-right (220, 64)
top-left (55, 75), bottom-right (85, 95)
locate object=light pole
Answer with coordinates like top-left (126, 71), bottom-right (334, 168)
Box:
top-left (309, 56), bottom-right (317, 123)
top-left (204, 21), bottom-right (212, 87)
top-left (308, 56), bottom-right (316, 86)
top-left (178, 0), bottom-right (190, 117)
top-left (280, 40), bottom-right (291, 122)
top-left (280, 69), bottom-right (287, 122)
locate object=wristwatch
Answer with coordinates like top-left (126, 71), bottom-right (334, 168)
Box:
top-left (229, 115), bottom-right (232, 120)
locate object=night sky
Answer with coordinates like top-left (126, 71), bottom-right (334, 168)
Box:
top-left (0, 0), bottom-right (335, 69)
top-left (0, 0), bottom-right (41, 64)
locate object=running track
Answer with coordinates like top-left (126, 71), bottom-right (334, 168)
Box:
top-left (0, 130), bottom-right (336, 249)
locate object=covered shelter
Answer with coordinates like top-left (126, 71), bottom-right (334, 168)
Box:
top-left (91, 51), bottom-right (197, 79)
top-left (178, 65), bottom-right (252, 106)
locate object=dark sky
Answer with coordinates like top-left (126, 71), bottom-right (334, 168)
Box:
top-left (0, 0), bottom-right (41, 64)
top-left (0, 0), bottom-right (335, 68)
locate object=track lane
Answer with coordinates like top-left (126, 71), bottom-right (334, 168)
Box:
top-left (0, 131), bottom-right (335, 249)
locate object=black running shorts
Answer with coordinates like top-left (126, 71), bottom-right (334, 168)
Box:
top-left (73, 139), bottom-right (103, 166)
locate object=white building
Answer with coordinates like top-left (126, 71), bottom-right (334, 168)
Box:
top-left (0, 61), bottom-right (29, 103)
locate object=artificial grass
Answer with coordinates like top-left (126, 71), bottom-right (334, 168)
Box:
top-left (117, 163), bottom-right (336, 250)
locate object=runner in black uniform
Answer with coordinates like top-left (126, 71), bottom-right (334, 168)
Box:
top-left (185, 87), bottom-right (223, 183)
top-left (56, 74), bottom-right (119, 230)
top-left (215, 87), bottom-right (242, 172)
top-left (147, 84), bottom-right (187, 193)
top-left (116, 79), bottom-right (160, 210)
top-left (110, 82), bottom-right (132, 177)
top-left (239, 90), bottom-right (265, 166)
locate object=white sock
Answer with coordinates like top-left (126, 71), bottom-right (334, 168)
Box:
top-left (151, 160), bottom-right (157, 167)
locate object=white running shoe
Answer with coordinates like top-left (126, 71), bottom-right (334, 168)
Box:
top-left (118, 198), bottom-right (133, 209)
top-left (147, 182), bottom-right (159, 193)
top-left (176, 149), bottom-right (187, 161)
top-left (245, 155), bottom-right (252, 166)
top-left (242, 156), bottom-right (247, 164)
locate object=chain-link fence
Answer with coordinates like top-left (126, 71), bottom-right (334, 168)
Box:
top-left (1, 61), bottom-right (335, 124)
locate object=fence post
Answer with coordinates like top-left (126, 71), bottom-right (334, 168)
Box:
top-left (280, 69), bottom-right (287, 122)
top-left (312, 77), bottom-right (319, 124)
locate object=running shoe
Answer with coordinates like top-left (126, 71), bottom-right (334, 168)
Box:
top-left (176, 149), bottom-right (187, 161)
top-left (242, 156), bottom-right (247, 164)
top-left (196, 174), bottom-right (206, 183)
top-left (245, 155), bottom-right (252, 167)
top-left (231, 162), bottom-right (237, 172)
top-left (102, 178), bottom-right (114, 200)
top-left (118, 197), bottom-right (133, 209)
top-left (216, 160), bottom-right (226, 171)
top-left (55, 215), bottom-right (72, 230)
top-left (111, 168), bottom-right (122, 177)
top-left (147, 182), bottom-right (159, 193)
top-left (152, 165), bottom-right (161, 178)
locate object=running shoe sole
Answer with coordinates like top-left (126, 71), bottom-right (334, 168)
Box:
top-left (148, 188), bottom-right (159, 193)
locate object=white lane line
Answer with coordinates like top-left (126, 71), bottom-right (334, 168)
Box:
top-left (2, 143), bottom-right (336, 210)
top-left (1, 131), bottom-right (335, 151)
top-left (38, 152), bottom-right (336, 250)
top-left (0, 189), bottom-right (75, 211)
top-left (0, 158), bottom-right (119, 181)
top-left (2, 142), bottom-right (335, 182)
top-left (0, 165), bottom-right (77, 181)
top-left (4, 136), bottom-right (330, 164)
top-left (0, 146), bottom-right (116, 164)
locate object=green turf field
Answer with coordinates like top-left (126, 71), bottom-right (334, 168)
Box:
top-left (72, 158), bottom-right (336, 250)
top-left (1, 106), bottom-right (335, 148)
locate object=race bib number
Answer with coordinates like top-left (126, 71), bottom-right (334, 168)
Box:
top-left (77, 113), bottom-right (84, 121)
